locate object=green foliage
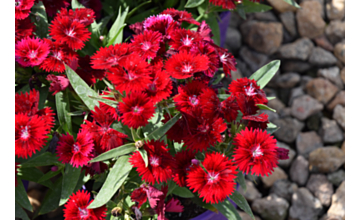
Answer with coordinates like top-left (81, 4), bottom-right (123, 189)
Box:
top-left (31, 1), bottom-right (48, 38)
top-left (236, 172), bottom-right (247, 192)
top-left (229, 190), bottom-right (255, 220)
top-left (249, 60), bottom-right (281, 89)
top-left (213, 199), bottom-right (243, 220)
top-left (185, 0), bottom-right (206, 8)
top-left (15, 178), bottom-right (33, 212)
top-left (59, 164), bottom-right (82, 205)
top-left (90, 143), bottom-right (136, 162)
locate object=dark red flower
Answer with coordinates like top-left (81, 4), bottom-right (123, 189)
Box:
top-left (82, 160), bottom-right (108, 177)
top-left (190, 41), bottom-right (219, 77)
top-left (15, 37), bottom-right (50, 67)
top-left (76, 55), bottom-right (105, 85)
top-left (169, 29), bottom-right (201, 51)
top-left (59, 8), bottom-right (95, 26)
top-left (229, 78), bottom-right (268, 105)
top-left (46, 74), bottom-right (69, 95)
top-left (186, 152), bottom-right (238, 204)
top-left (42, 0), bottom-right (70, 17)
top-left (235, 93), bottom-right (259, 116)
top-left (15, 17), bottom-right (35, 42)
top-left (129, 140), bottom-right (174, 184)
top-left (276, 147), bottom-right (290, 160)
top-left (78, 0), bottom-right (102, 19)
top-left (131, 187), bottom-right (148, 208)
top-left (143, 14), bottom-right (175, 37)
top-left (129, 22), bottom-right (144, 35)
top-left (155, 185), bottom-right (168, 220)
top-left (161, 8), bottom-right (200, 25)
top-left (15, 0), bottom-right (35, 20)
top-left (165, 198), bottom-right (184, 213)
top-left (15, 113), bottom-right (48, 159)
top-left (117, 92), bottom-right (155, 129)
top-left (172, 150), bottom-right (196, 187)
top-left (144, 66), bottom-right (173, 104)
top-left (216, 47), bottom-right (237, 77)
top-left (130, 30), bottom-right (162, 59)
top-left (56, 130), bottom-right (94, 167)
top-left (49, 16), bottom-right (91, 50)
top-left (233, 128), bottom-right (279, 176)
top-left (64, 190), bottom-right (107, 220)
top-left (173, 80), bottom-right (207, 115)
top-left (183, 115), bottom-right (227, 152)
top-left (40, 39), bottom-right (77, 73)
top-left (81, 105), bottom-right (127, 151)
top-left (209, 0), bottom-right (239, 9)
top-left (164, 50), bottom-right (209, 79)
top-left (106, 54), bottom-right (151, 93)
top-left (162, 114), bottom-right (188, 143)
top-left (197, 21), bottom-right (213, 42)
top-left (242, 113), bottom-right (269, 130)
top-left (90, 43), bottom-right (130, 70)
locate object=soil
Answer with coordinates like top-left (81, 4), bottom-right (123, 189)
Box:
top-left (165, 196), bottom-right (208, 220)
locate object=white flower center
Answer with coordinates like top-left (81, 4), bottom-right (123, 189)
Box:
top-left (21, 126), bottom-right (30, 139)
top-left (245, 83), bottom-right (257, 96)
top-left (73, 144), bottom-right (80, 152)
top-left (29, 50), bottom-right (37, 58)
top-left (149, 156), bottom-right (160, 167)
top-left (141, 42), bottom-right (151, 51)
top-left (189, 95), bottom-right (199, 106)
top-left (78, 208), bottom-right (89, 218)
top-left (251, 144), bottom-right (263, 158)
top-left (220, 53), bottom-right (228, 63)
top-left (182, 63), bottom-right (193, 73)
top-left (65, 28), bottom-right (75, 37)
top-left (182, 35), bottom-right (193, 46)
top-left (207, 172), bottom-right (219, 183)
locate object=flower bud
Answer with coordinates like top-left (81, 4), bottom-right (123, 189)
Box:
top-left (191, 159), bottom-right (199, 166)
top-left (51, 166), bottom-right (58, 172)
top-left (111, 207), bottom-right (122, 217)
top-left (99, 36), bottom-right (104, 41)
top-left (135, 140), bottom-right (144, 149)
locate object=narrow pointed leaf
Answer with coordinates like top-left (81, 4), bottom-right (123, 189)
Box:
top-left (107, 6), bottom-right (129, 45)
top-left (236, 172), bottom-right (247, 192)
top-left (37, 169), bottom-right (62, 183)
top-left (15, 177), bottom-right (33, 211)
top-left (171, 187), bottom-right (194, 198)
top-left (15, 202), bottom-right (30, 220)
top-left (38, 86), bottom-right (48, 109)
top-left (256, 104), bottom-right (276, 112)
top-left (59, 164), bottom-right (82, 205)
top-left (20, 152), bottom-right (61, 168)
top-left (213, 199), bottom-right (243, 220)
top-left (229, 190), bottom-right (255, 220)
top-left (185, 0), bottom-right (205, 8)
top-left (267, 96), bottom-right (276, 101)
top-left (55, 91), bottom-right (72, 134)
top-left (282, 0), bottom-right (301, 8)
top-left (87, 156), bottom-right (132, 209)
top-left (266, 122), bottom-right (279, 134)
top-left (242, 0), bottom-right (272, 13)
top-left (65, 65), bottom-right (100, 110)
top-left (39, 177), bottom-right (63, 215)
top-left (71, 0), bottom-right (85, 9)
top-left (31, 1), bottom-right (48, 38)
top-left (144, 113), bottom-right (181, 141)
top-left (17, 167), bottom-right (54, 189)
top-left (131, 128), bottom-right (142, 141)
top-left (90, 143), bottom-right (136, 162)
top-left (138, 148), bottom-right (148, 167)
top-left (249, 60), bottom-right (280, 89)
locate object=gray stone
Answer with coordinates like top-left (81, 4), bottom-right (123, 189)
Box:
top-left (268, 98), bottom-right (286, 113)
top-left (267, 0), bottom-right (298, 13)
top-left (253, 11), bottom-right (279, 21)
top-left (246, 173), bottom-right (261, 184)
top-left (291, 95), bottom-right (324, 121)
top-left (279, 107), bottom-right (292, 118)
top-left (238, 211), bottom-right (262, 220)
top-left (327, 91), bottom-right (345, 111)
top-left (277, 38), bottom-right (314, 60)
top-left (273, 117), bottom-right (305, 143)
top-left (326, 0), bottom-right (345, 21)
top-left (301, 75), bottom-right (313, 89)
top-left (237, 58), bottom-right (252, 78)
top-left (314, 34), bottom-right (335, 52)
top-left (306, 174), bottom-right (334, 206)
top-left (320, 214), bottom-right (342, 220)
top-left (325, 20), bottom-right (345, 45)
top-left (237, 180), bottom-right (262, 202)
top-left (270, 179), bottom-right (298, 202)
top-left (296, 131), bottom-right (323, 158)
top-left (327, 169), bottom-right (345, 187)
top-left (327, 181), bottom-right (345, 219)
top-left (229, 12), bottom-right (242, 29)
top-left (317, 66), bottom-right (344, 89)
top-left (289, 187), bottom-right (323, 220)
top-left (299, 0), bottom-right (325, 18)
top-left (289, 155), bottom-right (309, 186)
top-left (276, 72), bottom-right (301, 88)
top-left (260, 109), bottom-right (279, 122)
top-left (279, 11), bottom-right (298, 37)
top-left (261, 167), bottom-right (288, 188)
top-left (308, 47), bottom-right (338, 66)
top-left (288, 87), bottom-right (305, 106)
top-left (252, 194), bottom-right (289, 220)
top-left (231, 68), bottom-right (243, 80)
top-left (296, 1), bottom-right (326, 39)
top-left (225, 27), bottom-right (241, 55)
top-left (333, 105), bottom-right (345, 130)
top-left (320, 118), bottom-right (344, 143)
top-left (239, 46), bottom-right (269, 73)
top-left (241, 21), bottom-right (283, 55)
top-left (277, 142), bottom-right (296, 168)
top-left (334, 42), bottom-right (345, 64)
top-left (309, 147), bottom-right (345, 173)
top-left (306, 78), bottom-right (339, 104)
top-left (282, 60), bottom-right (313, 73)
top-left (306, 112), bottom-right (323, 132)
top-left (340, 68), bottom-right (344, 83)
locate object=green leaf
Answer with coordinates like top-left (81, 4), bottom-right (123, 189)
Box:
top-left (39, 177), bottom-right (63, 215)
top-left (213, 199), bottom-right (243, 220)
top-left (229, 190), bottom-right (255, 220)
top-left (15, 177), bottom-right (33, 212)
top-left (21, 152), bottom-right (61, 168)
top-left (205, 16), bottom-right (220, 46)
top-left (66, 64), bottom-right (100, 110)
top-left (17, 167), bottom-right (54, 189)
top-left (71, 0), bottom-right (85, 9)
top-left (15, 202), bottom-right (30, 220)
top-left (107, 6), bottom-right (129, 45)
top-left (31, 1), bottom-right (48, 38)
top-left (38, 169), bottom-right (62, 183)
top-left (185, 0), bottom-right (205, 8)
top-left (87, 156), bottom-right (133, 209)
top-left (242, 0), bottom-right (272, 13)
top-left (138, 148), bottom-right (148, 167)
top-left (126, 0), bottom-right (152, 19)
top-left (267, 96), bottom-right (276, 101)
top-left (172, 187), bottom-right (194, 198)
top-left (266, 122), bottom-right (279, 134)
top-left (131, 128), bottom-right (142, 141)
top-left (174, 142), bottom-right (184, 153)
top-left (55, 90), bottom-right (72, 133)
top-left (236, 5), bottom-right (247, 20)
top-left (144, 113), bottom-right (181, 141)
top-left (256, 104), bottom-right (276, 112)
top-left (212, 73), bottom-right (225, 85)
top-left (90, 143), bottom-right (136, 162)
top-left (59, 164), bottom-right (82, 206)
top-left (249, 60), bottom-right (280, 89)
top-left (38, 86), bottom-right (49, 110)
top-left (282, 0), bottom-right (301, 8)
top-left (218, 94), bottom-right (230, 100)
top-left (236, 172), bottom-right (247, 192)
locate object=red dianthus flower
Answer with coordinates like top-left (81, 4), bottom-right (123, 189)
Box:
top-left (229, 78), bottom-right (268, 105)
top-left (46, 74), bottom-right (70, 95)
top-left (76, 55), bottom-right (105, 85)
top-left (90, 43), bottom-right (130, 70)
top-left (130, 30), bottom-right (162, 59)
top-left (56, 130), bottom-right (94, 168)
top-left (186, 152), bottom-right (238, 204)
top-left (15, 17), bottom-right (35, 42)
top-left (172, 150), bottom-right (196, 187)
top-left (209, 0), bottom-right (239, 9)
top-left (233, 128), bottom-right (279, 176)
top-left (64, 190), bottom-right (107, 220)
top-left (129, 140), bottom-right (174, 184)
top-left (15, 37), bottom-right (50, 67)
top-left (161, 8), bottom-right (200, 25)
top-left (117, 92), bottom-right (155, 129)
top-left (42, 0), bottom-right (70, 17)
top-left (190, 42), bottom-right (219, 77)
top-left (144, 66), bottom-right (173, 104)
top-left (169, 29), bottom-right (201, 51)
top-left (15, 0), bottom-right (35, 20)
top-left (131, 187), bottom-right (148, 208)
